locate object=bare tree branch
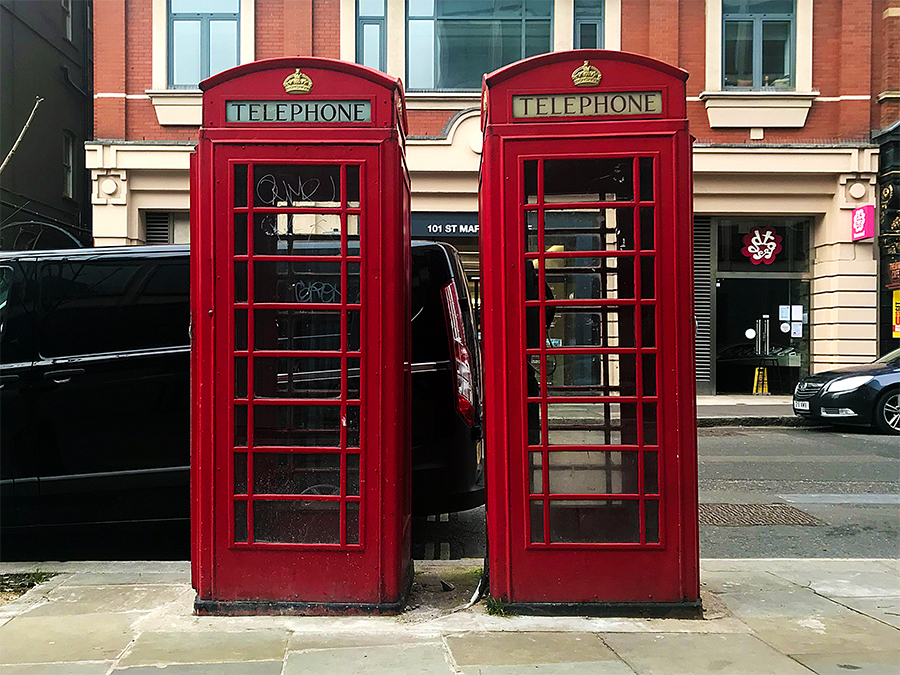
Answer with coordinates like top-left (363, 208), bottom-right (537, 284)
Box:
top-left (0, 96), bottom-right (44, 176)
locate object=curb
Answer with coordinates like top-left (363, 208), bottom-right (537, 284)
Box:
top-left (697, 415), bottom-right (821, 428)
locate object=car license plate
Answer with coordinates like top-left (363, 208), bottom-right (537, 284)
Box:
top-left (793, 400), bottom-right (809, 411)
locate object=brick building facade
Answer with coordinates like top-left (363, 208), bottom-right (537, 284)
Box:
top-left (88, 0), bottom-right (898, 394)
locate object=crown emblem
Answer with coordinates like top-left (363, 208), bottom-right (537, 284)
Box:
top-left (571, 61), bottom-right (602, 87)
top-left (283, 69), bottom-right (313, 94)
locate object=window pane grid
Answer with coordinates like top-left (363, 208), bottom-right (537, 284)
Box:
top-left (723, 2), bottom-right (794, 90)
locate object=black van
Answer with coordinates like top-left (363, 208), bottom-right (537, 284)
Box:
top-left (0, 242), bottom-right (482, 559)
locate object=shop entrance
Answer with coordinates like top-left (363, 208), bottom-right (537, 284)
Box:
top-left (715, 278), bottom-right (810, 395)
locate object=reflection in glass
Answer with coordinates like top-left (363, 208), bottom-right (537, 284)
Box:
top-left (524, 160), bottom-right (538, 204)
top-left (545, 257), bottom-right (635, 301)
top-left (348, 357), bottom-right (360, 399)
top-left (254, 405), bottom-right (341, 447)
top-left (254, 165), bottom-right (342, 207)
top-left (639, 157), bottom-right (654, 202)
top-left (346, 501), bottom-right (360, 545)
top-left (643, 451), bottom-right (659, 493)
top-left (530, 500), bottom-right (545, 543)
top-left (531, 451), bottom-right (638, 495)
top-left (253, 452), bottom-right (341, 495)
top-left (234, 404), bottom-right (247, 446)
top-left (549, 500), bottom-right (639, 543)
top-left (234, 357), bottom-right (247, 398)
top-left (642, 354), bottom-right (657, 396)
top-left (548, 307), bottom-right (635, 348)
top-left (253, 500), bottom-right (340, 544)
top-left (254, 213), bottom-right (343, 255)
top-left (641, 307), bottom-right (656, 347)
top-left (640, 208), bottom-right (654, 250)
top-left (209, 20), bottom-right (238, 76)
top-left (543, 158), bottom-right (633, 203)
top-left (234, 261), bottom-right (247, 303)
top-left (547, 402), bottom-right (638, 446)
top-left (234, 500), bottom-right (247, 542)
top-left (235, 309), bottom-right (247, 351)
top-left (526, 362), bottom-right (543, 445)
top-left (724, 21), bottom-right (753, 87)
top-left (234, 213), bottom-right (247, 256)
top-left (347, 405), bottom-right (360, 447)
top-left (234, 165), bottom-right (247, 208)
top-left (254, 261), bottom-right (359, 305)
top-left (762, 21), bottom-right (791, 88)
top-left (253, 309), bottom-right (358, 352)
top-left (640, 257), bottom-right (655, 299)
top-left (346, 454), bottom-right (360, 495)
top-left (645, 500), bottom-right (660, 543)
top-left (347, 165), bottom-right (360, 208)
top-left (254, 356), bottom-right (342, 399)
top-left (234, 452), bottom-right (247, 494)
top-left (528, 209), bottom-right (634, 252)
top-left (643, 403), bottom-right (658, 445)
top-left (545, 353), bottom-right (637, 398)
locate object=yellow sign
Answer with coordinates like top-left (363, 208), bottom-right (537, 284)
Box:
top-left (512, 91), bottom-right (662, 119)
top-left (893, 289), bottom-right (900, 339)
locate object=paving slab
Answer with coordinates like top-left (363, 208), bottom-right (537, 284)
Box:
top-left (284, 643), bottom-right (454, 675)
top-left (21, 584), bottom-right (186, 617)
top-left (112, 663), bottom-right (284, 674)
top-left (700, 569), bottom-right (797, 595)
top-left (601, 633), bottom-right (813, 675)
top-left (0, 664), bottom-right (113, 675)
top-left (446, 632), bottom-right (618, 667)
top-left (767, 569), bottom-right (900, 598)
top-left (116, 629), bottom-right (288, 667)
top-left (827, 596), bottom-right (900, 630)
top-left (700, 559), bottom-right (893, 574)
top-left (59, 572), bottom-right (190, 586)
top-left (0, 612), bottom-right (141, 664)
top-left (790, 651), bottom-right (900, 675)
top-left (288, 632), bottom-right (440, 651)
top-left (458, 663), bottom-right (637, 675)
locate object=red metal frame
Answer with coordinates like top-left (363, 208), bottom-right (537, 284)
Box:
top-left (480, 51), bottom-right (699, 607)
top-left (192, 59), bottom-right (411, 611)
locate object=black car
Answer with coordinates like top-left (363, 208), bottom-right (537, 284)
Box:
top-left (0, 242), bottom-right (482, 559)
top-left (792, 348), bottom-right (900, 434)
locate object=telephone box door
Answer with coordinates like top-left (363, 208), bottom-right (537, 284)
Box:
top-left (211, 143), bottom-right (388, 602)
top-left (495, 134), bottom-right (693, 603)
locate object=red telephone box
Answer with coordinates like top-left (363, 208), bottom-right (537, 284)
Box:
top-left (480, 51), bottom-right (699, 613)
top-left (191, 58), bottom-right (412, 614)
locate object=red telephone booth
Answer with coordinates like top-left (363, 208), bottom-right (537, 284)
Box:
top-left (480, 51), bottom-right (699, 613)
top-left (191, 58), bottom-right (412, 614)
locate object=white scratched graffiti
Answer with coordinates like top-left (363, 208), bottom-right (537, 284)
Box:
top-left (255, 172), bottom-right (337, 208)
top-left (294, 278), bottom-right (341, 303)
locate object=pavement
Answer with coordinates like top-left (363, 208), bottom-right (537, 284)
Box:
top-left (0, 558), bottom-right (897, 674)
top-left (696, 394), bottom-right (810, 427)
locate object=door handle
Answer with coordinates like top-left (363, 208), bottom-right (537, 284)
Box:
top-left (43, 368), bottom-right (85, 384)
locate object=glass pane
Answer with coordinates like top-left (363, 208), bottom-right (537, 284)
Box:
top-left (234, 214), bottom-right (247, 256)
top-left (171, 0), bottom-right (239, 12)
top-left (358, 0), bottom-right (385, 16)
top-left (526, 365), bottom-right (543, 445)
top-left (209, 20), bottom-right (238, 77)
top-left (254, 452), bottom-right (341, 495)
top-left (255, 356), bottom-right (342, 399)
top-left (578, 22), bottom-right (598, 49)
top-left (548, 402), bottom-right (639, 446)
top-left (723, 0), bottom-right (793, 14)
top-left (234, 404), bottom-right (247, 446)
top-left (347, 405), bottom-right (360, 447)
top-left (640, 257), bottom-right (655, 299)
top-left (234, 164), bottom-right (247, 207)
top-left (234, 357), bottom-right (247, 398)
top-left (530, 500), bottom-right (545, 543)
top-left (234, 261), bottom-right (247, 302)
top-left (716, 219), bottom-right (810, 273)
top-left (254, 405), bottom-right (341, 447)
top-left (641, 307), bottom-right (656, 347)
top-left (347, 454), bottom-right (360, 495)
top-left (253, 500), bottom-right (340, 544)
top-left (532, 451), bottom-right (638, 495)
top-left (529, 209), bottom-right (634, 253)
top-left (234, 309), bottom-right (247, 351)
top-left (346, 502), bottom-right (360, 545)
top-left (254, 261), bottom-right (359, 304)
top-left (407, 20), bottom-right (435, 89)
top-left (639, 207), bottom-right (655, 250)
top-left (545, 353), bottom-right (637, 397)
top-left (172, 21), bottom-right (201, 87)
top-left (548, 307), bottom-right (636, 348)
top-left (543, 159), bottom-right (633, 203)
top-left (645, 500), bottom-right (660, 543)
top-left (234, 500), bottom-right (247, 542)
top-left (639, 158), bottom-right (653, 202)
top-left (254, 165), bottom-right (342, 207)
top-left (408, 0), bottom-right (434, 17)
top-left (254, 213), bottom-right (343, 255)
top-left (348, 357), bottom-right (360, 399)
top-left (544, 257), bottom-right (636, 301)
top-left (524, 20), bottom-right (551, 58)
top-left (234, 453), bottom-right (247, 494)
top-left (762, 21), bottom-right (791, 88)
top-left (724, 21), bottom-right (754, 87)
top-left (254, 309), bottom-right (351, 351)
top-left (642, 354), bottom-right (657, 396)
top-left (347, 165), bottom-right (360, 208)
top-left (643, 451), bottom-right (659, 494)
top-left (549, 500), bottom-right (639, 543)
top-left (524, 160), bottom-right (538, 204)
top-left (361, 23), bottom-right (382, 70)
top-left (643, 403), bottom-right (658, 445)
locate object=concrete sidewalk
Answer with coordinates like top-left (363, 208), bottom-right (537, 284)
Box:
top-left (1, 558), bottom-right (897, 674)
top-left (696, 395), bottom-right (810, 427)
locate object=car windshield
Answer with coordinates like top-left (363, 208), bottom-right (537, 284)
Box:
top-left (874, 347), bottom-right (900, 366)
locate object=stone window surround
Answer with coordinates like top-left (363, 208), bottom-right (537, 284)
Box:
top-left (146, 0), bottom-right (255, 126)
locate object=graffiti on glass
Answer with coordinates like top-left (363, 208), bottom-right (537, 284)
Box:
top-left (294, 278), bottom-right (341, 303)
top-left (256, 172), bottom-right (338, 208)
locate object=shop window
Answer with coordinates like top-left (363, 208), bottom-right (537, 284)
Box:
top-left (406, 0), bottom-right (552, 91)
top-left (168, 0), bottom-right (240, 89)
top-left (575, 0), bottom-right (603, 49)
top-left (723, 0), bottom-right (795, 90)
top-left (357, 0), bottom-right (386, 71)
top-left (62, 0), bottom-right (72, 41)
top-left (716, 218), bottom-right (810, 273)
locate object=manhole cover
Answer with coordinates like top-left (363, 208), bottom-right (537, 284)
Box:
top-left (700, 503), bottom-right (824, 526)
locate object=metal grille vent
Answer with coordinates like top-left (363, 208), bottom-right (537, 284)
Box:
top-left (700, 503), bottom-right (824, 527)
top-left (145, 211), bottom-right (172, 245)
top-left (693, 217), bottom-right (713, 385)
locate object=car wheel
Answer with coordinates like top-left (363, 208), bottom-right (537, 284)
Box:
top-left (873, 389), bottom-right (900, 435)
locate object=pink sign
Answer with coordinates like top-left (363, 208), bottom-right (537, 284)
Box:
top-left (741, 227), bottom-right (783, 265)
top-left (851, 205), bottom-right (874, 241)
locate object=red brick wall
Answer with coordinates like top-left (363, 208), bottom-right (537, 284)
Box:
top-left (407, 110), bottom-right (459, 137)
top-left (313, 0), bottom-right (340, 59)
top-left (878, 0), bottom-right (900, 128)
top-left (93, 0), bottom-right (126, 138)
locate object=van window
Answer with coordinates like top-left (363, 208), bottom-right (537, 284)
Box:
top-left (39, 258), bottom-right (189, 357)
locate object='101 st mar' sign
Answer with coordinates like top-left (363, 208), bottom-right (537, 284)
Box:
top-left (512, 91), bottom-right (662, 119)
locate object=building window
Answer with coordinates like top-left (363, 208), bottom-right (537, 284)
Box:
top-left (63, 132), bottom-right (75, 199)
top-left (357, 0), bottom-right (386, 71)
top-left (168, 0), bottom-right (240, 89)
top-left (62, 0), bottom-right (72, 41)
top-left (575, 0), bottom-right (603, 49)
top-left (406, 0), bottom-right (552, 91)
top-left (723, 0), bottom-right (794, 89)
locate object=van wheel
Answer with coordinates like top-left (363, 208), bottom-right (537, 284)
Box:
top-left (873, 389), bottom-right (900, 435)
